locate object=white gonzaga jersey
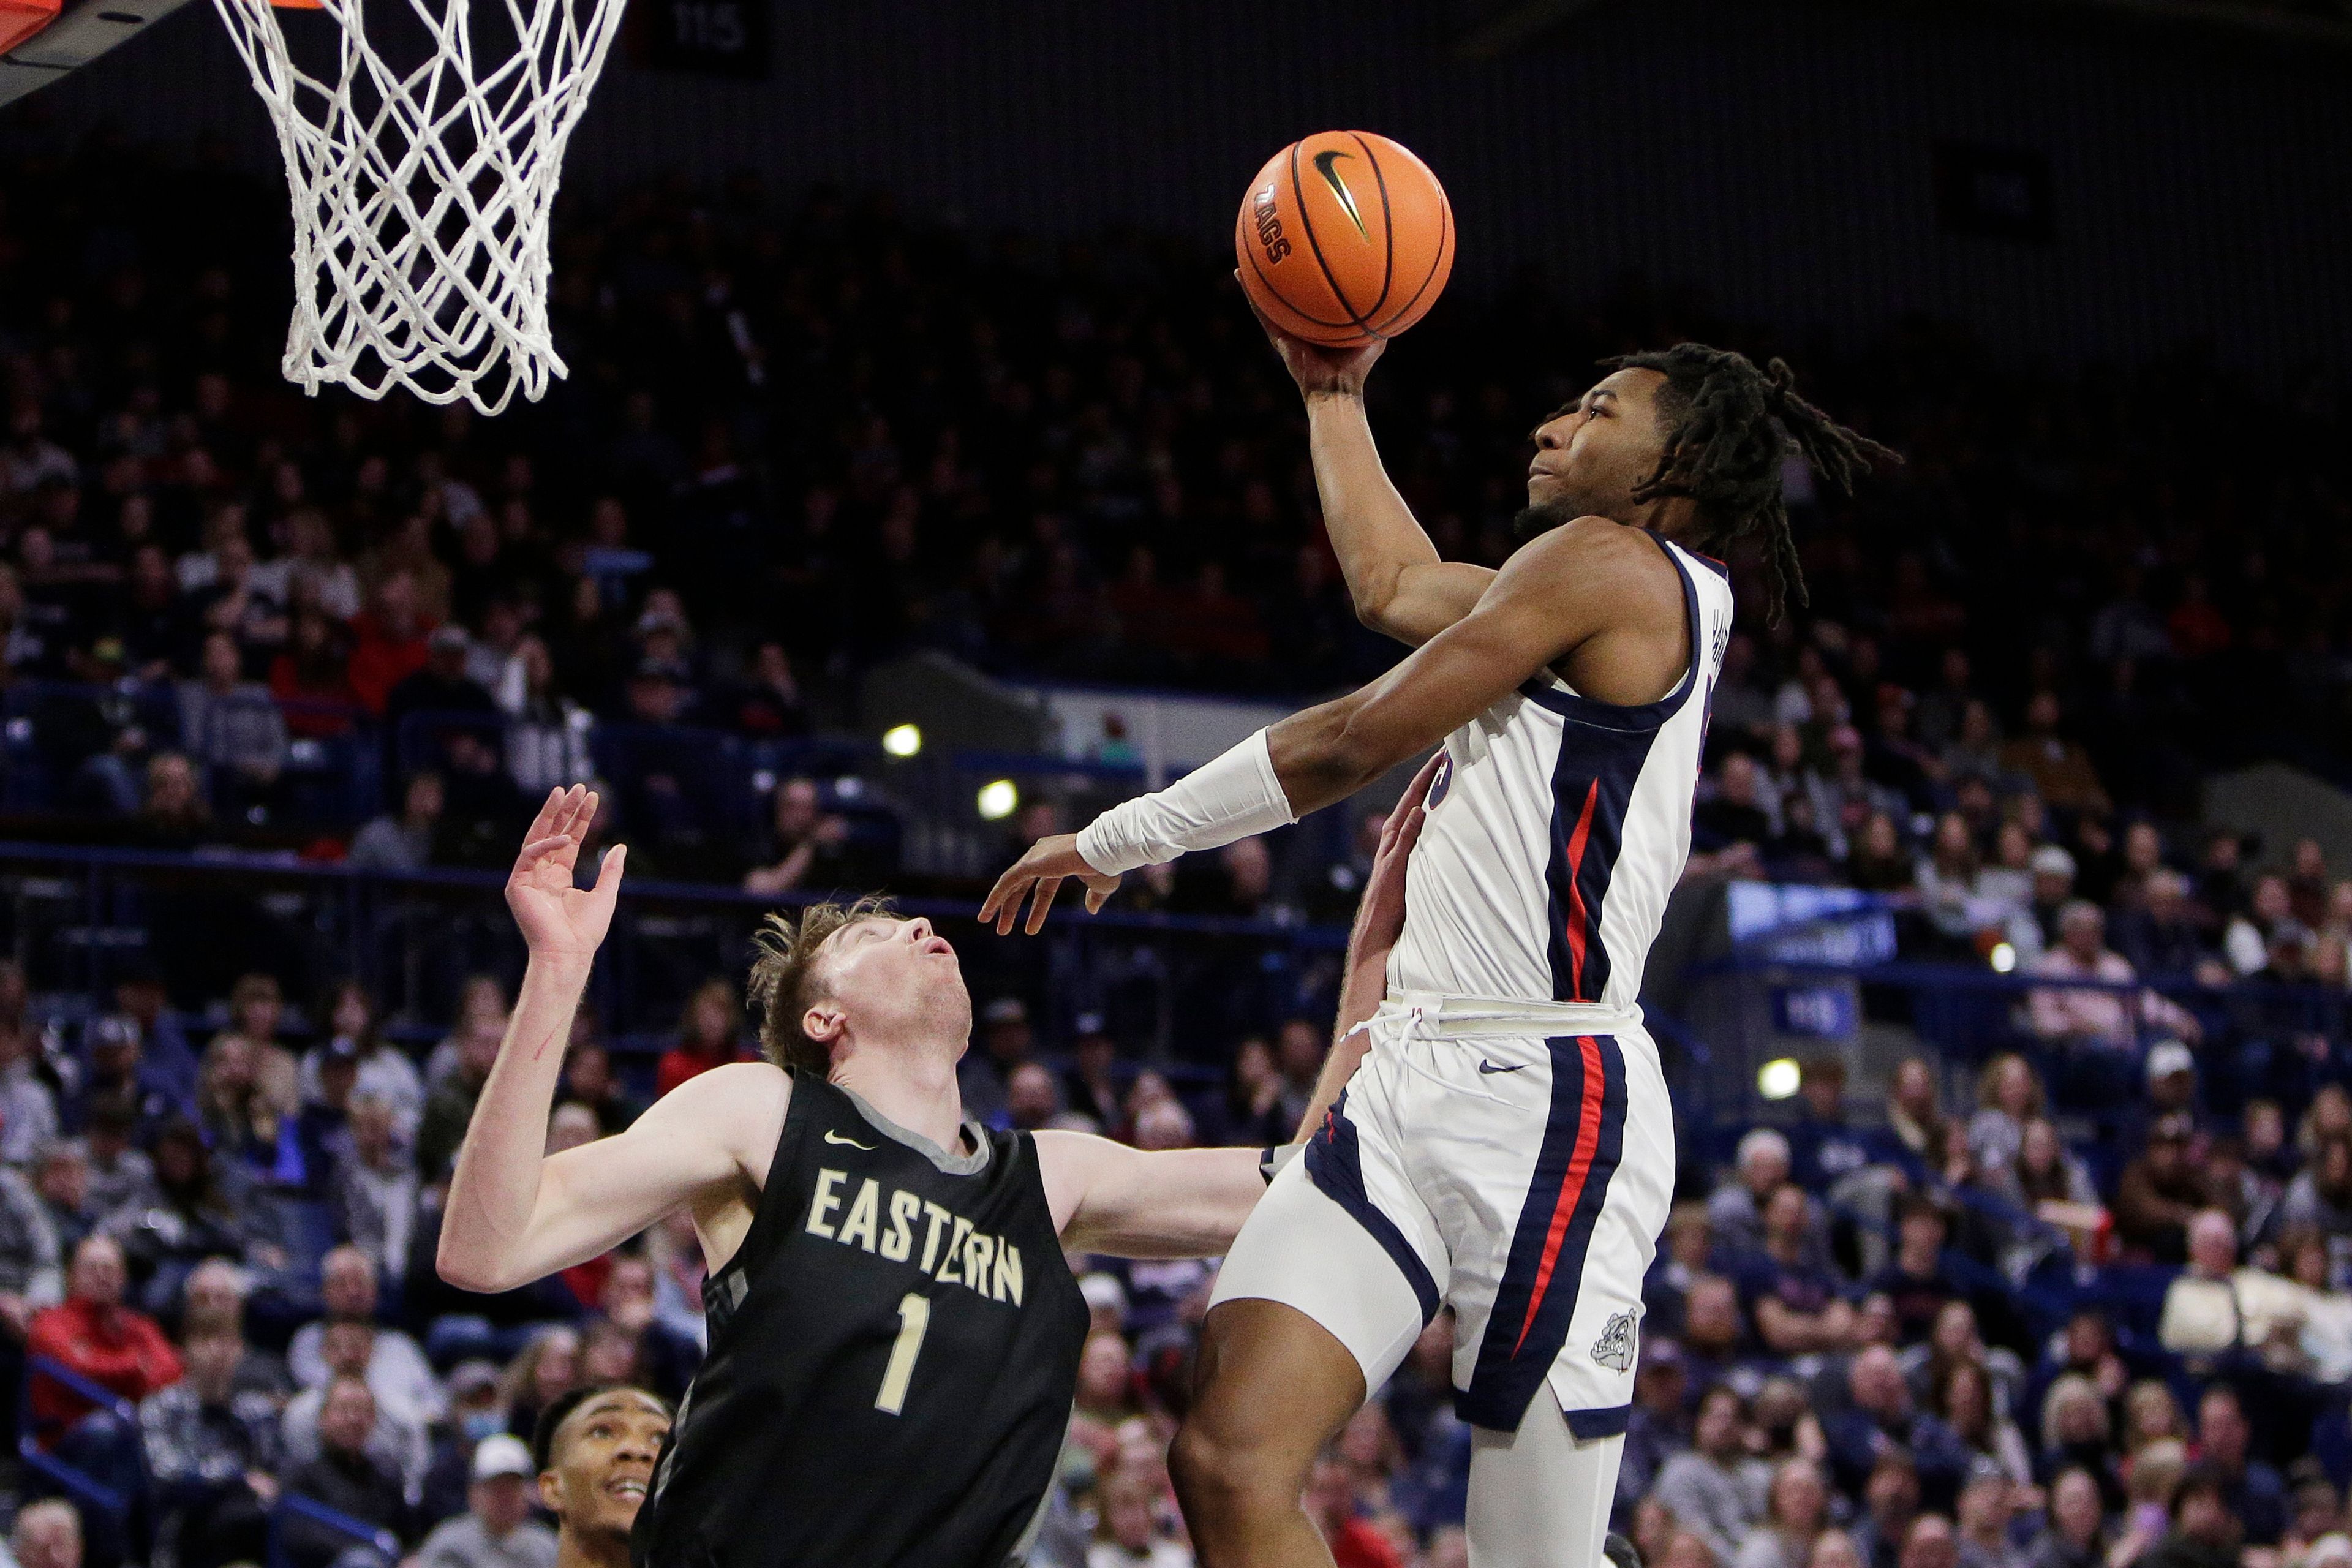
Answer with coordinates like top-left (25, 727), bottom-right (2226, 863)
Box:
top-left (1389, 533), bottom-right (1734, 1012)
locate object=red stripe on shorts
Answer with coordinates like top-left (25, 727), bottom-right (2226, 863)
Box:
top-left (1512, 1033), bottom-right (1605, 1356)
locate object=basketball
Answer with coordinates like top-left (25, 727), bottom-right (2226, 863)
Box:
top-left (1235, 130), bottom-right (1455, 347)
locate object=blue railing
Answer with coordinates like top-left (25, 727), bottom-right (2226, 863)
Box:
top-left (268, 1491), bottom-right (402, 1568)
top-left (0, 839), bottom-right (1354, 1070)
top-left (18, 1355), bottom-right (138, 1519)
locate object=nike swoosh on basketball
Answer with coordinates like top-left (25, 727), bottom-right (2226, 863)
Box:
top-left (824, 1130), bottom-right (876, 1150)
top-left (1477, 1060), bottom-right (1526, 1074)
top-left (1311, 149), bottom-right (1370, 239)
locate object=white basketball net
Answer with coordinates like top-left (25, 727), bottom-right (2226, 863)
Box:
top-left (211, 0), bottom-right (625, 414)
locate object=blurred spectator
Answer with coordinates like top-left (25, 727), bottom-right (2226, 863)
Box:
top-left (39, 1233), bottom-right (176, 1391)
top-left (34, 1139), bottom-right (99, 1256)
top-left (1305, 1452), bottom-right (1402, 1568)
top-left (959, 997), bottom-right (1033, 1130)
top-left (197, 993), bottom-right (303, 1183)
top-left (1888, 1060), bottom-right (1945, 1163)
top-left (654, 980), bottom-right (744, 1097)
top-left (1738, 1458), bottom-right (1831, 1568)
top-left (418, 1000), bottom-right (508, 1182)
top-left (2192, 1385), bottom-right (2282, 1546)
top-left (740, 777), bottom-right (855, 896)
top-left (1826, 1346), bottom-right (1970, 1509)
top-left (140, 1329), bottom-right (282, 1568)
top-left (177, 628), bottom-right (287, 805)
top-left (1849, 1450), bottom-right (1923, 1568)
top-left (2026, 1469), bottom-right (2106, 1568)
top-left (415, 1434), bottom-right (557, 1568)
top-left (1057, 1015), bottom-right (1125, 1135)
top-left (337, 1093), bottom-right (419, 1282)
top-left (0, 1021), bottom-right (61, 1166)
top-left (2114, 1117), bottom-right (2207, 1263)
top-left (1711, 1130), bottom-right (1815, 1263)
top-left (1966, 1054), bottom-right (2043, 1178)
top-left (282, 1321), bottom-right (429, 1492)
top-left (291, 1248), bottom-right (444, 1425)
top-left (2138, 1461), bottom-right (2239, 1568)
top-left (1738, 1183), bottom-right (1860, 1355)
top-left (279, 1374), bottom-right (415, 1568)
top-left (1620, 1338), bottom-right (1693, 1518)
top-left (0, 1137), bottom-right (61, 1340)
top-left (110, 962), bottom-right (201, 1117)
top-left (10, 1501), bottom-right (81, 1568)
top-left (350, 770), bottom-right (446, 870)
top-left (1657, 1387), bottom-right (1771, 1563)
top-left (81, 1092), bottom-right (158, 1216)
top-left (1866, 1198), bottom-right (1965, 1345)
top-left (106, 1118), bottom-right (277, 1315)
top-left (301, 981), bottom-right (426, 1142)
top-left (135, 751), bottom-right (216, 850)
top-left (2027, 902), bottom-right (2199, 1051)
top-left (1087, 1464), bottom-right (1191, 1567)
top-left (2111, 870), bottom-right (2209, 979)
top-left (1999, 695), bottom-right (2109, 822)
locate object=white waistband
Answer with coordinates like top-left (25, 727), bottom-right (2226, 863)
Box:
top-left (1378, 989), bottom-right (1644, 1040)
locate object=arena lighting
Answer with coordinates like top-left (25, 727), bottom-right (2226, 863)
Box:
top-left (881, 723), bottom-right (922, 758)
top-left (976, 779), bottom-right (1020, 821)
top-left (1989, 942), bottom-right (2018, 974)
top-left (1757, 1058), bottom-right (1802, 1100)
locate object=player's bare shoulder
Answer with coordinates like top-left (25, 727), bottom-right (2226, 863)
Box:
top-left (650, 1059), bottom-right (794, 1181)
top-left (1501, 516), bottom-right (1690, 702)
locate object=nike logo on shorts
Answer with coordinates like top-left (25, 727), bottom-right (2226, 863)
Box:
top-left (824, 1130), bottom-right (876, 1150)
top-left (1477, 1060), bottom-right (1525, 1074)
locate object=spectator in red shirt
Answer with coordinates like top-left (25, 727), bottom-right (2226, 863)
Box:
top-left (653, 979), bottom-right (743, 1098)
top-left (1306, 1453), bottom-right (1403, 1568)
top-left (346, 570), bottom-right (433, 716)
top-left (28, 1233), bottom-right (183, 1431)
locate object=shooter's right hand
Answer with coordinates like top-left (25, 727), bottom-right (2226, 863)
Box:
top-left (1237, 271), bottom-right (1386, 399)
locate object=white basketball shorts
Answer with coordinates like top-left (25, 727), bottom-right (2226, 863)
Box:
top-left (1212, 992), bottom-right (1676, 1436)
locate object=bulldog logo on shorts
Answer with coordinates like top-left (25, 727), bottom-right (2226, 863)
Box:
top-left (1590, 1308), bottom-right (1638, 1372)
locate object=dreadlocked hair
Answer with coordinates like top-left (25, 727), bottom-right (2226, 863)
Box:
top-left (746, 895), bottom-right (897, 1076)
top-left (1602, 344), bottom-right (1899, 623)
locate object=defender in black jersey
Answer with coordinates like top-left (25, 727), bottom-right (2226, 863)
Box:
top-left (437, 781), bottom-right (1429, 1568)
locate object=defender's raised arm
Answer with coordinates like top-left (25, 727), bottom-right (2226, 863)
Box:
top-left (438, 787), bottom-right (782, 1293)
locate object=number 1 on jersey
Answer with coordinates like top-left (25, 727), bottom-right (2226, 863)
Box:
top-left (875, 1292), bottom-right (931, 1415)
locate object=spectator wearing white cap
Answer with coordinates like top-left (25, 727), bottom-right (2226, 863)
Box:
top-left (415, 1434), bottom-right (558, 1568)
top-left (2022, 845), bottom-right (2078, 958)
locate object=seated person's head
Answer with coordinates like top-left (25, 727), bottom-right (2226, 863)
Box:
top-left (319, 1374), bottom-right (377, 1458)
top-left (533, 1385), bottom-right (673, 1542)
top-left (322, 1250), bottom-right (381, 1325)
top-left (67, 1235), bottom-right (126, 1310)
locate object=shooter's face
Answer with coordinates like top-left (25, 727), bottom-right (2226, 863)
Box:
top-left (1522, 368), bottom-right (1672, 530)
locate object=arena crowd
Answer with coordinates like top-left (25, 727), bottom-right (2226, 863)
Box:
top-left (0, 130), bottom-right (2339, 1568)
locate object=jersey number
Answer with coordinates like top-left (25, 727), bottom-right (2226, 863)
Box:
top-left (873, 1293), bottom-right (931, 1415)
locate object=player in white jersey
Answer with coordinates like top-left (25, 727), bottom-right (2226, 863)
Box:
top-left (984, 322), bottom-right (1892, 1567)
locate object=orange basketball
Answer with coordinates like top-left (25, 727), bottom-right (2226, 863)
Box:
top-left (1234, 130), bottom-right (1455, 348)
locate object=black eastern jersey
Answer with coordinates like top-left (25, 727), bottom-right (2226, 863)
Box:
top-left (633, 1071), bottom-right (1089, 1568)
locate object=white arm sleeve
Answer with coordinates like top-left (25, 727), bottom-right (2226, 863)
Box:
top-left (1074, 728), bottom-right (1297, 875)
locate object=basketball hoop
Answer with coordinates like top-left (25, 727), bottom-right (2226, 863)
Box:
top-left (211, 0), bottom-right (625, 413)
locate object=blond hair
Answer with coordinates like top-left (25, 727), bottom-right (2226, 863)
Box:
top-left (747, 897), bottom-right (897, 1076)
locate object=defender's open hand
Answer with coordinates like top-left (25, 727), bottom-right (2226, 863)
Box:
top-left (1349, 751), bottom-right (1441, 966)
top-left (506, 785), bottom-right (627, 961)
